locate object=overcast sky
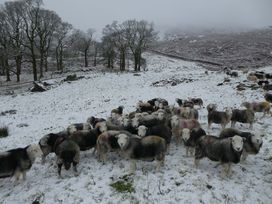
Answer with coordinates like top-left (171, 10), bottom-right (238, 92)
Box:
top-left (1, 0), bottom-right (272, 37)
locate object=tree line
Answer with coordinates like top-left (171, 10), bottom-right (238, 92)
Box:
top-left (0, 0), bottom-right (158, 82)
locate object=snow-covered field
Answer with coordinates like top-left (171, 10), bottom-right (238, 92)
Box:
top-left (0, 53), bottom-right (271, 204)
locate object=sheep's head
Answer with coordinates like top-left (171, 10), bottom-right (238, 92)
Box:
top-left (116, 134), bottom-right (129, 149)
top-left (231, 135), bottom-right (244, 152)
top-left (181, 128), bottom-right (190, 142)
top-left (137, 125), bottom-right (147, 137)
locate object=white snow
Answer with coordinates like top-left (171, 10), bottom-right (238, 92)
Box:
top-left (0, 53), bottom-right (271, 203)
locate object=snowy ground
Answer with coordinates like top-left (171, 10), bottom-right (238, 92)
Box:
top-left (0, 53), bottom-right (271, 204)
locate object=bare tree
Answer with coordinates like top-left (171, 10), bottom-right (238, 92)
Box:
top-left (54, 21), bottom-right (72, 72)
top-left (37, 9), bottom-right (61, 78)
top-left (123, 20), bottom-right (158, 71)
top-left (21, 0), bottom-right (43, 81)
top-left (70, 28), bottom-right (95, 67)
top-left (4, 0), bottom-right (25, 82)
top-left (0, 9), bottom-right (11, 81)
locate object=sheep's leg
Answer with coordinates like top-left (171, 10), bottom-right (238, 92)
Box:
top-left (186, 147), bottom-right (189, 156)
top-left (57, 163), bottom-right (62, 178)
top-left (249, 123), bottom-right (253, 130)
top-left (189, 147), bottom-right (194, 156)
top-left (41, 155), bottom-right (46, 164)
top-left (73, 162), bottom-right (79, 176)
top-left (226, 163), bottom-right (232, 177)
top-left (22, 171), bottom-right (26, 181)
top-left (129, 160), bottom-right (136, 174)
top-left (231, 121), bottom-right (235, 128)
top-left (241, 151), bottom-right (248, 161)
top-left (194, 159), bottom-right (200, 168)
top-left (208, 122), bottom-right (211, 129)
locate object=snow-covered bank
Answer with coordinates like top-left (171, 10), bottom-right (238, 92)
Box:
top-left (0, 53), bottom-right (271, 204)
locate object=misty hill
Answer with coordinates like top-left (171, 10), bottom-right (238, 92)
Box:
top-left (153, 28), bottom-right (272, 70)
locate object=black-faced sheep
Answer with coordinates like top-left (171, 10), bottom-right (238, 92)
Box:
top-left (147, 98), bottom-right (169, 109)
top-left (116, 134), bottom-right (166, 174)
top-left (86, 116), bottom-right (106, 128)
top-left (231, 109), bottom-right (255, 129)
top-left (111, 106), bottom-right (124, 116)
top-left (194, 135), bottom-right (244, 177)
top-left (181, 128), bottom-right (206, 156)
top-left (207, 104), bottom-right (232, 129)
top-left (68, 122), bottom-right (107, 151)
top-left (55, 139), bottom-right (80, 177)
top-left (264, 93), bottom-right (272, 103)
top-left (39, 131), bottom-right (68, 163)
top-left (188, 97), bottom-right (204, 107)
top-left (137, 125), bottom-right (172, 149)
top-left (219, 128), bottom-right (263, 160)
top-left (0, 144), bottom-right (42, 181)
top-left (136, 101), bottom-right (155, 113)
top-left (242, 101), bottom-right (270, 117)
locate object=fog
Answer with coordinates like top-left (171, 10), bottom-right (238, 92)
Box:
top-left (1, 0), bottom-right (272, 37)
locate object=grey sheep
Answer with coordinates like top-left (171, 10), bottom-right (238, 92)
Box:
top-left (231, 109), bottom-right (255, 129)
top-left (195, 135), bottom-right (244, 177)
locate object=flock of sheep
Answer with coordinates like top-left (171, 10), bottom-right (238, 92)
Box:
top-left (1, 70), bottom-right (272, 182)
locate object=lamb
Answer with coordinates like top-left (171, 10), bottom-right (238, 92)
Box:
top-left (137, 125), bottom-right (172, 149)
top-left (242, 101), bottom-right (271, 117)
top-left (55, 139), bottom-right (80, 177)
top-left (0, 144), bottom-right (43, 181)
top-left (194, 135), bottom-right (244, 177)
top-left (264, 93), bottom-right (272, 103)
top-left (116, 134), bottom-right (166, 174)
top-left (231, 108), bottom-right (255, 129)
top-left (96, 130), bottom-right (134, 162)
top-left (181, 128), bottom-right (206, 156)
top-left (219, 128), bottom-right (263, 160)
top-left (67, 123), bottom-right (92, 135)
top-left (67, 121), bottom-right (107, 151)
top-left (39, 131), bottom-right (68, 163)
top-left (171, 115), bottom-right (201, 143)
top-left (207, 104), bottom-right (232, 129)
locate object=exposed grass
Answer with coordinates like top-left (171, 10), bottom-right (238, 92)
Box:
top-left (110, 175), bottom-right (135, 193)
top-left (0, 126), bottom-right (9, 138)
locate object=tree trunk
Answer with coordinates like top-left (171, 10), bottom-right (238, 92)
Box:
top-left (134, 54), bottom-right (138, 71)
top-left (107, 57), bottom-right (111, 68)
top-left (93, 46), bottom-right (97, 66)
top-left (15, 55), bottom-right (22, 82)
top-left (60, 45), bottom-right (63, 72)
top-left (56, 46), bottom-right (59, 70)
top-left (44, 52), bottom-right (48, 72)
top-left (39, 52), bottom-right (44, 79)
top-left (5, 59), bottom-right (11, 82)
top-left (31, 43), bottom-right (38, 81)
top-left (84, 49), bottom-right (88, 67)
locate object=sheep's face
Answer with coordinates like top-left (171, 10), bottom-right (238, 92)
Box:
top-left (97, 122), bottom-right (107, 133)
top-left (138, 125), bottom-right (147, 137)
top-left (123, 117), bottom-right (130, 127)
top-left (225, 108), bottom-right (233, 118)
top-left (157, 112), bottom-right (164, 120)
top-left (64, 162), bottom-right (71, 170)
top-left (154, 100), bottom-right (160, 107)
top-left (251, 134), bottom-right (263, 146)
top-left (132, 117), bottom-right (139, 128)
top-left (182, 128), bottom-right (190, 141)
top-left (231, 136), bottom-right (244, 152)
top-left (27, 144), bottom-right (43, 159)
top-left (116, 134), bottom-right (129, 149)
top-left (67, 125), bottom-right (77, 134)
top-left (171, 115), bottom-right (179, 127)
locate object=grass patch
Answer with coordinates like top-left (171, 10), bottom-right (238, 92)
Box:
top-left (0, 126), bottom-right (9, 138)
top-left (110, 175), bottom-right (135, 193)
